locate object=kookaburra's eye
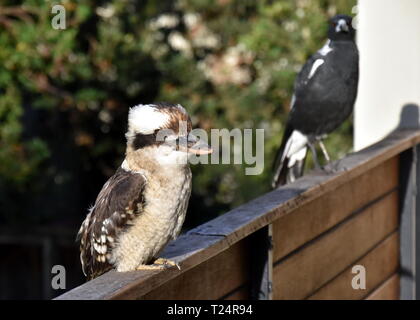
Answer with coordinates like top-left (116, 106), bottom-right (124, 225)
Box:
top-left (154, 129), bottom-right (168, 141)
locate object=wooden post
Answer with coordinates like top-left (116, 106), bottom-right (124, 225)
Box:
top-left (42, 236), bottom-right (56, 300)
top-left (250, 224), bottom-right (273, 300)
top-left (399, 146), bottom-right (420, 300)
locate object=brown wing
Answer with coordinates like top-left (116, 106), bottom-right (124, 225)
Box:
top-left (77, 167), bottom-right (146, 280)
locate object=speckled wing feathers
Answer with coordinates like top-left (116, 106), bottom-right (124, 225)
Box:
top-left (77, 167), bottom-right (146, 280)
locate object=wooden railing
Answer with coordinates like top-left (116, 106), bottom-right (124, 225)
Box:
top-left (56, 129), bottom-right (420, 300)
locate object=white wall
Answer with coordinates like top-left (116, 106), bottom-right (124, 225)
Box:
top-left (354, 0), bottom-right (420, 150)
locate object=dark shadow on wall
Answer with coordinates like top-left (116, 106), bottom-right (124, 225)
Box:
top-left (397, 103), bottom-right (420, 130)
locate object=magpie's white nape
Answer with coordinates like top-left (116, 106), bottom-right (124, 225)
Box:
top-left (272, 14), bottom-right (359, 188)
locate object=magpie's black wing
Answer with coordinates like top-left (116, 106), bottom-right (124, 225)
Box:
top-left (295, 52), bottom-right (323, 91)
top-left (271, 52), bottom-right (323, 188)
top-left (289, 42), bottom-right (359, 136)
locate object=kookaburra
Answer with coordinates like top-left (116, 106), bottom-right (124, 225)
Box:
top-left (77, 102), bottom-right (212, 280)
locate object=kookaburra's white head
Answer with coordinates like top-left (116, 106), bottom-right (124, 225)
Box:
top-left (124, 103), bottom-right (212, 169)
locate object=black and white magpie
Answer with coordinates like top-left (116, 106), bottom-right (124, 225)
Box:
top-left (272, 15), bottom-right (359, 188)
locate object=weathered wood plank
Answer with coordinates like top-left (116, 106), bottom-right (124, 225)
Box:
top-left (308, 232), bottom-right (399, 300)
top-left (190, 130), bottom-right (419, 240)
top-left (57, 233), bottom-right (225, 300)
top-left (366, 274), bottom-right (400, 300)
top-left (273, 192), bottom-right (399, 300)
top-left (273, 157), bottom-right (398, 262)
top-left (223, 285), bottom-right (250, 300)
top-left (56, 130), bottom-right (420, 300)
top-left (141, 239), bottom-right (249, 300)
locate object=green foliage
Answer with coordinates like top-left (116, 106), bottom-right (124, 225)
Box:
top-left (0, 0), bottom-right (356, 226)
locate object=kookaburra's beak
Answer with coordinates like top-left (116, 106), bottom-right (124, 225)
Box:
top-left (177, 134), bottom-right (213, 155)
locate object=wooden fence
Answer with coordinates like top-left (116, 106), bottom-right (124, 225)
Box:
top-left (57, 129), bottom-right (420, 300)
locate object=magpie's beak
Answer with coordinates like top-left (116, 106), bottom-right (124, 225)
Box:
top-left (336, 19), bottom-right (350, 33)
top-left (177, 134), bottom-right (213, 155)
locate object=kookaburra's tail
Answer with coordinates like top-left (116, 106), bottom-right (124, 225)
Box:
top-left (272, 123), bottom-right (308, 189)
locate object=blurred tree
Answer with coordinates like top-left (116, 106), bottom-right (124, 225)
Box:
top-left (0, 0), bottom-right (356, 228)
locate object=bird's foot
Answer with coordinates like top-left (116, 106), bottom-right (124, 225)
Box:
top-left (322, 160), bottom-right (342, 174)
top-left (321, 165), bottom-right (335, 174)
top-left (136, 264), bottom-right (166, 271)
top-left (136, 264), bottom-right (167, 271)
top-left (136, 258), bottom-right (181, 271)
top-left (153, 258), bottom-right (181, 270)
